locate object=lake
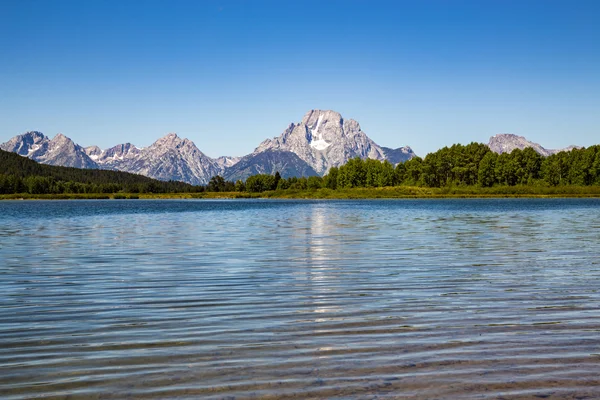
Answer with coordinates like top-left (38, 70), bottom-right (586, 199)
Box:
top-left (1, 199), bottom-right (600, 399)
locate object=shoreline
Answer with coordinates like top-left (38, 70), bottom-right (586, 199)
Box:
top-left (2, 186), bottom-right (600, 200)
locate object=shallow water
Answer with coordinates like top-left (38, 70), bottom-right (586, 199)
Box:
top-left (1, 199), bottom-right (600, 399)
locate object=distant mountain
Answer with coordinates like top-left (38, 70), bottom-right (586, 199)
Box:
top-left (253, 110), bottom-right (415, 175)
top-left (215, 155), bottom-right (242, 170)
top-left (2, 132), bottom-right (221, 185)
top-left (85, 142), bottom-right (141, 167)
top-left (1, 131), bottom-right (98, 169)
top-left (92, 134), bottom-right (221, 186)
top-left (223, 150), bottom-right (318, 181)
top-left (0, 131), bottom-right (46, 156)
top-left (381, 146), bottom-right (418, 165)
top-left (0, 148), bottom-right (199, 193)
top-left (487, 134), bottom-right (579, 156)
top-left (1, 109), bottom-right (418, 184)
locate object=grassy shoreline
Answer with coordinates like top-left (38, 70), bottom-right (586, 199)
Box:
top-left (2, 185), bottom-right (600, 200)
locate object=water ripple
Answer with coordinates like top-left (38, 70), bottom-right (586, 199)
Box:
top-left (1, 199), bottom-right (600, 399)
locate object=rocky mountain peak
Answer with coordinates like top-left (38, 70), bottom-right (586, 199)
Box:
top-left (150, 133), bottom-right (200, 153)
top-left (26, 130), bottom-right (45, 136)
top-left (50, 133), bottom-right (79, 151)
top-left (488, 134), bottom-right (553, 156)
top-left (300, 110), bottom-right (350, 151)
top-left (153, 133), bottom-right (180, 146)
top-left (0, 131), bottom-right (49, 156)
top-left (53, 133), bottom-right (69, 140)
top-left (248, 109), bottom-right (415, 177)
top-left (302, 109), bottom-right (343, 126)
top-left (24, 131), bottom-right (47, 142)
top-left (343, 118), bottom-right (361, 133)
top-left (16, 131), bottom-right (46, 140)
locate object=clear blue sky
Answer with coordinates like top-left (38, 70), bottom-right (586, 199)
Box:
top-left (1, 0), bottom-right (599, 157)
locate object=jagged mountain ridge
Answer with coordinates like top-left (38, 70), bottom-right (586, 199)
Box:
top-left (86, 142), bottom-right (141, 166)
top-left (487, 134), bottom-right (579, 156)
top-left (126, 134), bottom-right (221, 186)
top-left (0, 131), bottom-right (220, 185)
top-left (0, 131), bottom-right (98, 169)
top-left (1, 110), bottom-right (419, 184)
top-left (86, 134), bottom-right (221, 186)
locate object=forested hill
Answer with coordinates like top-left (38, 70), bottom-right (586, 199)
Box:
top-left (0, 149), bottom-right (202, 194)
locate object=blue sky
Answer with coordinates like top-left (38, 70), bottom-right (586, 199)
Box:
top-left (1, 0), bottom-right (598, 157)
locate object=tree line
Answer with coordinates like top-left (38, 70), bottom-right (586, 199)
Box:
top-left (209, 143), bottom-right (600, 193)
top-left (3, 142), bottom-right (600, 196)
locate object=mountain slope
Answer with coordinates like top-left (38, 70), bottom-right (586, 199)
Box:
top-left (223, 150), bottom-right (318, 181)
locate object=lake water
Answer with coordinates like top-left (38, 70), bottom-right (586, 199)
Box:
top-left (1, 199), bottom-right (600, 399)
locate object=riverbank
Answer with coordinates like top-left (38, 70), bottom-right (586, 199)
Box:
top-left (2, 185), bottom-right (600, 200)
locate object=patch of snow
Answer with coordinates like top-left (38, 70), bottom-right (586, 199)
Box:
top-left (313, 114), bottom-right (324, 134)
top-left (309, 113), bottom-right (331, 150)
top-left (89, 154), bottom-right (99, 160)
top-left (310, 138), bottom-right (331, 151)
top-left (28, 144), bottom-right (40, 154)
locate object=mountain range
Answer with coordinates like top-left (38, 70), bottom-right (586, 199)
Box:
top-left (1, 110), bottom-right (415, 185)
top-left (0, 110), bottom-right (579, 185)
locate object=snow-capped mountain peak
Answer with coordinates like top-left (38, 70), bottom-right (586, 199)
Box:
top-left (251, 109), bottom-right (414, 176)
